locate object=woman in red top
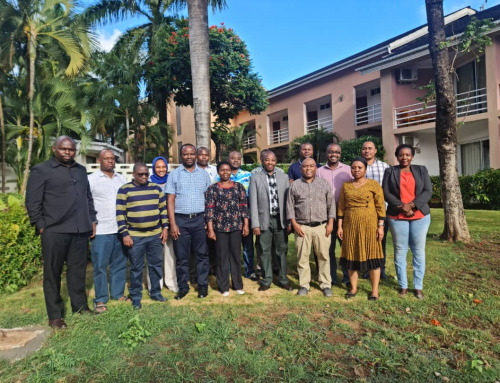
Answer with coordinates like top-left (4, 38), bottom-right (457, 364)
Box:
top-left (382, 144), bottom-right (432, 299)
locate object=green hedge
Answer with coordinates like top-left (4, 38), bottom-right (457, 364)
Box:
top-left (0, 194), bottom-right (42, 294)
top-left (241, 163), bottom-right (290, 174)
top-left (430, 169), bottom-right (500, 210)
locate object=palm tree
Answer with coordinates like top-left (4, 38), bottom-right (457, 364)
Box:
top-left (178, 0), bottom-right (226, 149)
top-left (1, 0), bottom-right (94, 194)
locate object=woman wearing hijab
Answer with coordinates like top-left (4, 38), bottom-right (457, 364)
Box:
top-left (146, 156), bottom-right (179, 293)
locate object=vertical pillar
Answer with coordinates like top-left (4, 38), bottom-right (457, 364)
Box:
top-left (380, 69), bottom-right (398, 165)
top-left (485, 39), bottom-right (500, 169)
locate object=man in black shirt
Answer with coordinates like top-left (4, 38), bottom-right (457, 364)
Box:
top-left (26, 136), bottom-right (97, 329)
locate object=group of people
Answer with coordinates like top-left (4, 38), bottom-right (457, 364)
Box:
top-left (25, 136), bottom-right (432, 329)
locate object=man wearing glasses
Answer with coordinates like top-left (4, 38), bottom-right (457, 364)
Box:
top-left (116, 162), bottom-right (169, 310)
top-left (316, 143), bottom-right (352, 287)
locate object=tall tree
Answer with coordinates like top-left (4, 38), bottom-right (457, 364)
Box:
top-left (2, 0), bottom-right (93, 194)
top-left (425, 0), bottom-right (470, 242)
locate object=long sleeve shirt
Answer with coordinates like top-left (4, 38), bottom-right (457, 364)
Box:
top-left (286, 177), bottom-right (336, 224)
top-left (25, 157), bottom-right (96, 234)
top-left (116, 181), bottom-right (168, 237)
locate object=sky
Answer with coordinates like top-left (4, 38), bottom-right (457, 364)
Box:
top-left (95, 0), bottom-right (500, 91)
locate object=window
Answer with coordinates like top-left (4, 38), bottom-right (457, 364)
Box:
top-left (370, 87), bottom-right (381, 96)
top-left (177, 141), bottom-right (183, 161)
top-left (460, 139), bottom-right (489, 175)
top-left (320, 102), bottom-right (331, 110)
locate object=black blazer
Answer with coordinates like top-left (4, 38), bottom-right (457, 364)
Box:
top-left (382, 165), bottom-right (432, 217)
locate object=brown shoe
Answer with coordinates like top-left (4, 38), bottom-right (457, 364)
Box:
top-left (258, 284), bottom-right (270, 291)
top-left (48, 318), bottom-right (67, 329)
top-left (399, 288), bottom-right (408, 297)
top-left (278, 283), bottom-right (293, 291)
top-left (414, 289), bottom-right (424, 299)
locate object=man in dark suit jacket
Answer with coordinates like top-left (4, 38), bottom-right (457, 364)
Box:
top-left (249, 150), bottom-right (292, 292)
top-left (26, 136), bottom-right (97, 329)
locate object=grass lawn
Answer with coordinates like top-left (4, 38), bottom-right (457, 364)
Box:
top-left (0, 209), bottom-right (499, 382)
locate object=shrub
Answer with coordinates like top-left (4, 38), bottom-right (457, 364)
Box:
top-left (0, 194), bottom-right (42, 294)
top-left (241, 163), bottom-right (290, 174)
top-left (430, 169), bottom-right (500, 210)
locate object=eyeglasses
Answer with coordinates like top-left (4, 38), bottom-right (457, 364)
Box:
top-left (136, 172), bottom-right (149, 177)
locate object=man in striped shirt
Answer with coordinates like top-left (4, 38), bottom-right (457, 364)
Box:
top-left (116, 163), bottom-right (169, 310)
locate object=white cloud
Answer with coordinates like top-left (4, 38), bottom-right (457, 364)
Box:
top-left (96, 29), bottom-right (122, 52)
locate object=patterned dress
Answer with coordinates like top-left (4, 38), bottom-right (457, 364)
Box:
top-left (205, 181), bottom-right (248, 232)
top-left (338, 179), bottom-right (386, 271)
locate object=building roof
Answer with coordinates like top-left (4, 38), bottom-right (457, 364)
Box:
top-left (268, 4), bottom-right (500, 98)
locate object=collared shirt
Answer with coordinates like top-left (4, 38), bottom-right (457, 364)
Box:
top-left (316, 162), bottom-right (353, 204)
top-left (216, 168), bottom-right (251, 197)
top-left (199, 164), bottom-right (218, 183)
top-left (116, 181), bottom-right (168, 237)
top-left (286, 177), bottom-right (336, 224)
top-left (166, 164), bottom-right (211, 214)
top-left (266, 172), bottom-right (279, 216)
top-left (251, 166), bottom-right (285, 175)
top-left (88, 170), bottom-right (127, 235)
top-left (288, 159), bottom-right (321, 181)
top-left (25, 157), bottom-right (97, 234)
top-left (366, 158), bottom-right (389, 186)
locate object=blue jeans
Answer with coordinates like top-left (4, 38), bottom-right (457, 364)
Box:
top-left (388, 215), bottom-right (431, 290)
top-left (91, 234), bottom-right (127, 304)
top-left (172, 214), bottom-right (209, 292)
top-left (242, 229), bottom-right (255, 277)
top-left (127, 234), bottom-right (164, 302)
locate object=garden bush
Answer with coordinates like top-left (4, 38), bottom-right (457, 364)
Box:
top-left (430, 169), bottom-right (500, 210)
top-left (0, 194), bottom-right (42, 294)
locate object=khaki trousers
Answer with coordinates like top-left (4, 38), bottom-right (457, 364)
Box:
top-left (295, 223), bottom-right (332, 290)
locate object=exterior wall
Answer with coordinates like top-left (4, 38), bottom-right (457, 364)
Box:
top-left (485, 36), bottom-right (500, 169)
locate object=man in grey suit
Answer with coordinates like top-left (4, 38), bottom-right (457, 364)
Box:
top-left (249, 150), bottom-right (292, 292)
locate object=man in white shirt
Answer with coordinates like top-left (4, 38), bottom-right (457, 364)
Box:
top-left (88, 149), bottom-right (128, 313)
top-left (196, 147), bottom-right (217, 183)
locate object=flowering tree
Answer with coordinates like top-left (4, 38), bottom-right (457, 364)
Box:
top-left (146, 19), bottom-right (268, 125)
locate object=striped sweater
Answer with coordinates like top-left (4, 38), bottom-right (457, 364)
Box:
top-left (116, 181), bottom-right (168, 237)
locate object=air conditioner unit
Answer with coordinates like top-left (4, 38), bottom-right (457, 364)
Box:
top-left (401, 135), bottom-right (419, 147)
top-left (399, 68), bottom-right (418, 82)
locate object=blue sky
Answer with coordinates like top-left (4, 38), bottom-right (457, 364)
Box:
top-left (95, 0), bottom-right (499, 90)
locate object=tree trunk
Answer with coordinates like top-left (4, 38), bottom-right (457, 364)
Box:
top-left (425, 0), bottom-right (470, 242)
top-left (21, 28), bottom-right (36, 196)
top-left (188, 0), bottom-right (211, 149)
top-left (0, 94), bottom-right (6, 193)
top-left (125, 108), bottom-right (130, 162)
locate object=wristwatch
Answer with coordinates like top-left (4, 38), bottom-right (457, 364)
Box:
top-left (378, 222), bottom-right (385, 226)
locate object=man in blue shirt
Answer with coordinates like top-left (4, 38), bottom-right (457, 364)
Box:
top-left (166, 144), bottom-right (212, 299)
top-left (288, 142), bottom-right (321, 183)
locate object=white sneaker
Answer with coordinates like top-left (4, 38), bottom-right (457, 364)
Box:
top-left (236, 290), bottom-right (245, 295)
top-left (222, 291), bottom-right (229, 297)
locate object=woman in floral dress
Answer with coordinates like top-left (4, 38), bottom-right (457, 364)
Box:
top-left (205, 161), bottom-right (249, 296)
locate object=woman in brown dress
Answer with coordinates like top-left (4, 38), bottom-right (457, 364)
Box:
top-left (337, 157), bottom-right (386, 300)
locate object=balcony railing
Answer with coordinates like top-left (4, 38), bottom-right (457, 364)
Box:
top-left (243, 134), bottom-right (257, 149)
top-left (356, 103), bottom-right (381, 125)
top-left (395, 87), bottom-right (487, 129)
top-left (306, 116), bottom-right (333, 133)
top-left (269, 128), bottom-right (289, 145)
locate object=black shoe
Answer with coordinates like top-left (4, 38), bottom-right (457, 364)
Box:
top-left (278, 283), bottom-right (293, 291)
top-left (151, 295), bottom-right (167, 302)
top-left (258, 284), bottom-right (270, 291)
top-left (198, 288), bottom-right (208, 299)
top-left (175, 289), bottom-right (189, 300)
top-left (76, 307), bottom-right (95, 315)
top-left (380, 273), bottom-right (389, 280)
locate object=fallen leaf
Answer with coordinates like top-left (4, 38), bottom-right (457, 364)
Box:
top-left (472, 299), bottom-right (482, 304)
top-left (353, 365), bottom-right (363, 376)
top-left (442, 377), bottom-right (449, 382)
top-left (325, 304), bottom-right (330, 308)
top-left (434, 371), bottom-right (442, 377)
top-left (405, 307), bottom-right (411, 314)
top-left (278, 367), bottom-right (284, 371)
top-left (431, 319), bottom-right (442, 326)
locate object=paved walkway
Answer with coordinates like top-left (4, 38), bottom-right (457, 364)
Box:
top-left (0, 327), bottom-right (49, 362)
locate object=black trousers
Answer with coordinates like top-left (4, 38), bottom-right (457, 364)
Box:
top-left (215, 231), bottom-right (243, 292)
top-left (41, 231), bottom-right (90, 320)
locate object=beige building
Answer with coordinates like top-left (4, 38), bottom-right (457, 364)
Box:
top-left (170, 5), bottom-right (500, 175)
